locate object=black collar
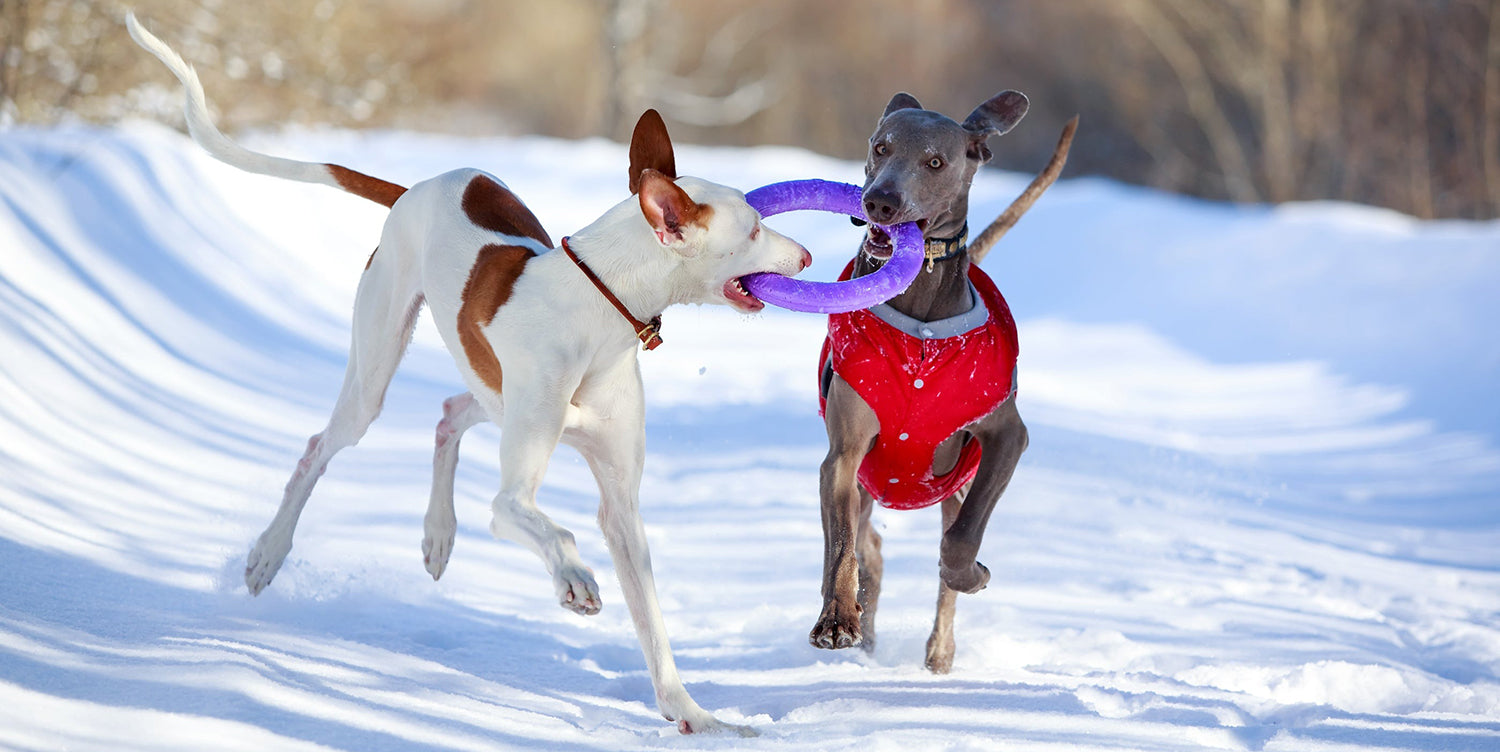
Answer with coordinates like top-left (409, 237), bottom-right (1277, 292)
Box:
top-left (923, 222), bottom-right (968, 264)
top-left (854, 216), bottom-right (968, 269)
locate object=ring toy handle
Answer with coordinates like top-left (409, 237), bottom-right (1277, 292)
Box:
top-left (741, 180), bottom-right (923, 314)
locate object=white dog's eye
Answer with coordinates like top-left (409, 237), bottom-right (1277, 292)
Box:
top-left (749, 222), bottom-right (760, 240)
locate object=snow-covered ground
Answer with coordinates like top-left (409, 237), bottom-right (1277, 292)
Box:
top-left (1, 122), bottom-right (1497, 751)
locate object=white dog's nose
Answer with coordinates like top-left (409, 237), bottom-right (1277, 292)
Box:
top-left (798, 247), bottom-right (812, 270)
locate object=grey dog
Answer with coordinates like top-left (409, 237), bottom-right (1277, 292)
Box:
top-left (811, 90), bottom-right (1074, 672)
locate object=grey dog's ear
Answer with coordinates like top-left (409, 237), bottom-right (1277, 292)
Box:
top-left (963, 90), bottom-right (1029, 137)
top-left (882, 92), bottom-right (923, 118)
top-left (962, 90), bottom-right (1029, 162)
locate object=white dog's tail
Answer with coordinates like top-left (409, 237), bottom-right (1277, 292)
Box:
top-left (126, 12), bottom-right (406, 208)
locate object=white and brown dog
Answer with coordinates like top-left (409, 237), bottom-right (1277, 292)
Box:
top-left (129, 14), bottom-right (809, 735)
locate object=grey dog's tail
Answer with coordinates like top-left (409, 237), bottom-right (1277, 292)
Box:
top-left (968, 116), bottom-right (1077, 264)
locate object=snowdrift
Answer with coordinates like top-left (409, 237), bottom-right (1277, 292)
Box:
top-left (1, 123), bottom-right (1497, 750)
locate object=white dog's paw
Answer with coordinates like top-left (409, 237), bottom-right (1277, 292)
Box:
top-left (554, 564), bottom-right (601, 615)
top-left (675, 715), bottom-right (757, 737)
top-left (244, 535), bottom-right (290, 595)
top-left (422, 519), bottom-right (456, 580)
top-left (660, 697), bottom-right (756, 736)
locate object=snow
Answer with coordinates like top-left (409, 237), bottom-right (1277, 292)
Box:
top-left (1, 121), bottom-right (1498, 751)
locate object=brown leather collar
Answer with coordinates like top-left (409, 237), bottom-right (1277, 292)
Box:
top-left (561, 236), bottom-right (663, 351)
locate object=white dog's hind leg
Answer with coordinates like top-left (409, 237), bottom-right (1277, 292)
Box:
top-left (423, 391), bottom-right (490, 579)
top-left (568, 365), bottom-right (753, 736)
top-left (487, 380), bottom-right (600, 614)
top-left (246, 257), bottom-right (423, 595)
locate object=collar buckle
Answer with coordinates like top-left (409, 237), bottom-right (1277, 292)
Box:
top-left (637, 318), bottom-right (664, 351)
top-left (922, 222), bottom-right (968, 272)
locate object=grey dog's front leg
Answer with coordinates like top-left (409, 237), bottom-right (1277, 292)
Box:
top-left (926, 493), bottom-right (964, 673)
top-left (811, 375), bottom-right (881, 649)
top-left (925, 400), bottom-right (1026, 673)
top-left (939, 399), bottom-right (1028, 594)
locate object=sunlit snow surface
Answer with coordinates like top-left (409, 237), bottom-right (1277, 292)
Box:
top-left (1, 123), bottom-right (1497, 751)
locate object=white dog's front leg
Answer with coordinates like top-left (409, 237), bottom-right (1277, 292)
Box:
top-left (424, 392), bottom-right (491, 580)
top-left (489, 384), bottom-right (600, 615)
top-left (572, 369), bottom-right (755, 736)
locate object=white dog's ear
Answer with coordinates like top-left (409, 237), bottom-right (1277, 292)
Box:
top-left (637, 169), bottom-right (707, 254)
top-left (629, 109), bottom-right (676, 194)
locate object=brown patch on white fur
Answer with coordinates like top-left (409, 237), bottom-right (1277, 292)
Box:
top-left (461, 176), bottom-right (553, 246)
top-left (326, 164), bottom-right (407, 208)
top-left (458, 244), bottom-right (534, 394)
top-left (636, 169), bottom-right (713, 242)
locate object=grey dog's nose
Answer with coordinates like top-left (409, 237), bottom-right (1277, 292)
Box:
top-left (863, 188), bottom-right (900, 223)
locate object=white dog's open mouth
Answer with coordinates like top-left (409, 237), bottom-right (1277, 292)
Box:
top-left (723, 277), bottom-right (765, 312)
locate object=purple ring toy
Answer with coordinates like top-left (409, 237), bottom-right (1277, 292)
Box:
top-left (741, 179), bottom-right (923, 314)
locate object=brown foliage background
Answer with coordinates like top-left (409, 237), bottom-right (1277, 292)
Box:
top-left (5, 0), bottom-right (1497, 219)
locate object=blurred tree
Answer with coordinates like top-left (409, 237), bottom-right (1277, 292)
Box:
top-left (1079, 0), bottom-right (1496, 219)
top-left (601, 0), bottom-right (778, 138)
top-left (1, 0), bottom-right (425, 127)
top-left (1488, 0), bottom-right (1500, 213)
top-left (3, 0), bottom-right (1494, 219)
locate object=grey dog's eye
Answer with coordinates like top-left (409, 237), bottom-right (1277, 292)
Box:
top-left (928, 157), bottom-right (944, 169)
top-left (873, 143), bottom-right (888, 156)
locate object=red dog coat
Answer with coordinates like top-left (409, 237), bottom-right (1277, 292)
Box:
top-left (818, 261), bottom-right (1019, 510)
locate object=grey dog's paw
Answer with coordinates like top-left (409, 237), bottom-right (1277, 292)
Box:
top-left (940, 559), bottom-right (990, 594)
top-left (925, 630), bottom-right (956, 674)
top-left (808, 600), bottom-right (862, 649)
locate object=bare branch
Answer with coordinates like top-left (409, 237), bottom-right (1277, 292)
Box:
top-left (1406, 9), bottom-right (1435, 219)
top-left (969, 116), bottom-right (1077, 265)
top-left (654, 79), bottom-right (777, 127)
top-left (1257, 0), bottom-right (1297, 202)
top-left (1120, 0), bottom-right (1260, 203)
top-left (1486, 0), bottom-right (1500, 217)
top-left (0, 0), bottom-right (31, 119)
